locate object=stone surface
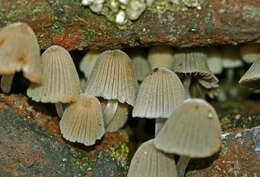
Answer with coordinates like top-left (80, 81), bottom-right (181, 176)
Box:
top-left (1, 0), bottom-right (260, 50)
top-left (0, 94), bottom-right (130, 177)
top-left (186, 128), bottom-right (260, 177)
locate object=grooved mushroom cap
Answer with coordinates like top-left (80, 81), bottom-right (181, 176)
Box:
top-left (206, 47), bottom-right (223, 74)
top-left (239, 58), bottom-right (260, 92)
top-left (101, 100), bottom-right (129, 132)
top-left (148, 46), bottom-right (174, 70)
top-left (240, 43), bottom-right (260, 64)
top-left (0, 22), bottom-right (42, 83)
top-left (221, 46), bottom-right (243, 68)
top-left (27, 45), bottom-right (80, 103)
top-left (172, 48), bottom-right (218, 88)
top-left (132, 67), bottom-right (185, 118)
top-left (131, 51), bottom-right (150, 81)
top-left (127, 139), bottom-right (178, 177)
top-left (79, 50), bottom-right (101, 79)
top-left (59, 94), bottom-right (105, 146)
top-left (154, 98), bottom-right (221, 158)
top-left (85, 49), bottom-right (137, 106)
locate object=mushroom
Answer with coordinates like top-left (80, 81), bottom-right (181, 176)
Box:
top-left (221, 46), bottom-right (243, 99)
top-left (79, 49), bottom-right (101, 80)
top-left (240, 43), bottom-right (260, 64)
top-left (239, 58), bottom-right (260, 92)
top-left (148, 46), bottom-right (174, 70)
top-left (101, 99), bottom-right (128, 132)
top-left (154, 98), bottom-right (221, 177)
top-left (127, 139), bottom-right (178, 177)
top-left (27, 45), bottom-right (80, 117)
top-left (206, 47), bottom-right (223, 74)
top-left (85, 49), bottom-right (137, 130)
top-left (132, 67), bottom-right (185, 135)
top-left (130, 49), bottom-right (150, 83)
top-left (59, 93), bottom-right (105, 146)
top-left (172, 48), bottom-right (219, 99)
top-left (0, 22), bottom-right (42, 93)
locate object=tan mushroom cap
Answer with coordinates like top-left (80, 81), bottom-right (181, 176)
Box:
top-left (85, 49), bottom-right (137, 106)
top-left (148, 46), bottom-right (174, 70)
top-left (239, 58), bottom-right (260, 92)
top-left (206, 47), bottom-right (223, 74)
top-left (154, 98), bottom-right (221, 158)
top-left (132, 52), bottom-right (150, 81)
top-left (172, 48), bottom-right (219, 88)
top-left (221, 46), bottom-right (243, 68)
top-left (101, 100), bottom-right (129, 132)
top-left (0, 22), bottom-right (42, 83)
top-left (27, 45), bottom-right (80, 103)
top-left (240, 43), bottom-right (260, 64)
top-left (127, 139), bottom-right (178, 177)
top-left (79, 50), bottom-right (101, 79)
top-left (133, 67), bottom-right (185, 118)
top-left (59, 94), bottom-right (105, 146)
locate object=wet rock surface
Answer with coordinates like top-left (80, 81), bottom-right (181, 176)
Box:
top-left (0, 94), bottom-right (129, 177)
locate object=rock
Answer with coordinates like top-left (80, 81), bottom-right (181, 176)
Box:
top-left (186, 128), bottom-right (260, 177)
top-left (1, 0), bottom-right (260, 50)
top-left (0, 94), bottom-right (130, 177)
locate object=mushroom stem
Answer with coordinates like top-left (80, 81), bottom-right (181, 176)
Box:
top-left (155, 118), bottom-right (166, 136)
top-left (183, 77), bottom-right (191, 99)
top-left (103, 100), bottom-right (118, 126)
top-left (55, 103), bottom-right (64, 118)
top-left (1, 74), bottom-right (15, 93)
top-left (177, 156), bottom-right (190, 177)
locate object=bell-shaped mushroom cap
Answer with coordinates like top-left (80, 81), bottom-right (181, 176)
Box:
top-left (0, 22), bottom-right (42, 83)
top-left (154, 98), bottom-right (221, 158)
top-left (239, 58), bottom-right (260, 92)
top-left (27, 45), bottom-right (80, 103)
top-left (101, 100), bottom-right (129, 132)
top-left (59, 94), bottom-right (105, 146)
top-left (85, 50), bottom-right (137, 106)
top-left (133, 67), bottom-right (185, 118)
top-left (190, 81), bottom-right (218, 99)
top-left (131, 52), bottom-right (150, 82)
top-left (127, 139), bottom-right (178, 177)
top-left (221, 46), bottom-right (243, 68)
top-left (79, 50), bottom-right (101, 79)
top-left (240, 43), bottom-right (260, 64)
top-left (206, 47), bottom-right (223, 74)
top-left (148, 46), bottom-right (174, 70)
top-left (172, 48), bottom-right (219, 89)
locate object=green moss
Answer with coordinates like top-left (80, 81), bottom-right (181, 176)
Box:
top-left (33, 7), bottom-right (45, 15)
top-left (110, 142), bottom-right (129, 163)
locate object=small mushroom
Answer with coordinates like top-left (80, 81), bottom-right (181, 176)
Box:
top-left (172, 48), bottom-right (219, 99)
top-left (79, 49), bottom-right (101, 80)
top-left (239, 58), bottom-right (260, 92)
top-left (85, 50), bottom-right (137, 129)
top-left (148, 46), bottom-right (174, 70)
top-left (154, 98), bottom-right (221, 177)
top-left (127, 139), bottom-right (178, 177)
top-left (59, 94), bottom-right (105, 146)
top-left (101, 99), bottom-right (128, 132)
top-left (130, 49), bottom-right (150, 83)
top-left (240, 43), bottom-right (260, 64)
top-left (27, 45), bottom-right (80, 117)
top-left (206, 47), bottom-right (223, 74)
top-left (133, 67), bottom-right (185, 135)
top-left (0, 22), bottom-right (42, 93)
top-left (221, 46), bottom-right (243, 99)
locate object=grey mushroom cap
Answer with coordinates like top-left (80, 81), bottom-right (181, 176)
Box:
top-left (127, 139), bottom-right (178, 177)
top-left (85, 49), bottom-right (137, 106)
top-left (154, 98), bottom-right (221, 158)
top-left (0, 22), bottom-right (42, 84)
top-left (239, 58), bottom-right (260, 92)
top-left (132, 67), bottom-right (185, 118)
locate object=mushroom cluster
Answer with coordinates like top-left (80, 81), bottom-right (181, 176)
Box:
top-left (3, 21), bottom-right (260, 177)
